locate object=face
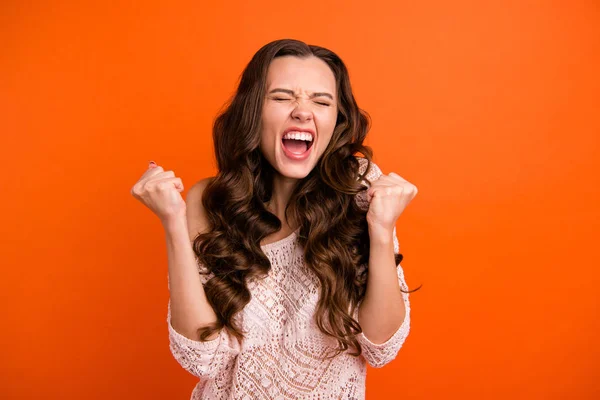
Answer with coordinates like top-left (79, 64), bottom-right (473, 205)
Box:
top-left (259, 55), bottom-right (338, 179)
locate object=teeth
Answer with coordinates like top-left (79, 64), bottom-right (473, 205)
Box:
top-left (283, 131), bottom-right (313, 141)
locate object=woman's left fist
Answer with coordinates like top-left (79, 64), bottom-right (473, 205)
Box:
top-left (366, 172), bottom-right (418, 233)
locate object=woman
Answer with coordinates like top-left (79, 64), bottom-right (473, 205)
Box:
top-left (131, 39), bottom-right (419, 399)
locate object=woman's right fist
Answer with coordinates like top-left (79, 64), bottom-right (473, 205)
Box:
top-left (131, 161), bottom-right (186, 225)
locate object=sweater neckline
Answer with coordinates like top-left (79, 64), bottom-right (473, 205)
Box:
top-left (260, 227), bottom-right (301, 251)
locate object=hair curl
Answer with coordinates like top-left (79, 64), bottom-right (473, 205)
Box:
top-left (192, 38), bottom-right (420, 359)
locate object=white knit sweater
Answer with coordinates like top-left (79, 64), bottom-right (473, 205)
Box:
top-left (167, 158), bottom-right (411, 399)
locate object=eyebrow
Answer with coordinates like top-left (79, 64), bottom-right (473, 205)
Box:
top-left (268, 88), bottom-right (334, 100)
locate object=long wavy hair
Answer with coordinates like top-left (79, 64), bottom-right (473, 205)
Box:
top-left (193, 39), bottom-right (420, 359)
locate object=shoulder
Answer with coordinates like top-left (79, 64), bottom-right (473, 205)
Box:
top-left (356, 156), bottom-right (384, 185)
top-left (185, 177), bottom-right (215, 242)
top-left (354, 157), bottom-right (384, 211)
top-left (187, 176), bottom-right (214, 201)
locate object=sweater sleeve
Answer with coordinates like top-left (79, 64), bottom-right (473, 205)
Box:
top-left (166, 260), bottom-right (241, 380)
top-left (353, 263), bottom-right (411, 368)
top-left (353, 157), bottom-right (412, 368)
top-left (167, 301), bottom-right (241, 380)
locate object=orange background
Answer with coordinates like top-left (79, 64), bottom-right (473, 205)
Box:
top-left (2, 1), bottom-right (599, 399)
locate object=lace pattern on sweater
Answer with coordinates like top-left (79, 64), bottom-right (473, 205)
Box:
top-left (166, 157), bottom-right (411, 399)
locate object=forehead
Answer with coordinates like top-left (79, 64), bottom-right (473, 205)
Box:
top-left (265, 55), bottom-right (336, 94)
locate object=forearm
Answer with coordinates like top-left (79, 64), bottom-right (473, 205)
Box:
top-left (163, 217), bottom-right (219, 340)
top-left (358, 227), bottom-right (406, 344)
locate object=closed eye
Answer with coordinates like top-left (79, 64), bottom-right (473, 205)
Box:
top-left (315, 101), bottom-right (331, 106)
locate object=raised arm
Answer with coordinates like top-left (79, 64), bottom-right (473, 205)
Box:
top-left (166, 177), bottom-right (218, 339)
top-left (353, 157), bottom-right (413, 368)
top-left (165, 177), bottom-right (240, 379)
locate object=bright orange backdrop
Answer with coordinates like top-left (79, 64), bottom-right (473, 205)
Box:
top-left (2, 1), bottom-right (599, 399)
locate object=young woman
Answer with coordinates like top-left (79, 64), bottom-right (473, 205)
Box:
top-left (132, 39), bottom-right (419, 399)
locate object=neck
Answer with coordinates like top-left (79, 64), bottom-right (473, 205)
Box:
top-left (266, 173), bottom-right (298, 228)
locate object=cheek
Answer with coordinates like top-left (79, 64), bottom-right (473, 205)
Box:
top-left (317, 110), bottom-right (338, 142)
top-left (262, 108), bottom-right (286, 135)
top-left (263, 103), bottom-right (287, 122)
top-left (260, 109), bottom-right (277, 140)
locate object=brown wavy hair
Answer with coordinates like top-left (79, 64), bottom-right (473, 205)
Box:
top-left (192, 39), bottom-right (420, 359)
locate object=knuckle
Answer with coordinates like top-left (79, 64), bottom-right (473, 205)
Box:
top-left (143, 181), bottom-right (155, 192)
top-left (157, 181), bottom-right (170, 190)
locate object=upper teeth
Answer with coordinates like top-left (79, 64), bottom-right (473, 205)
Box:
top-left (283, 131), bottom-right (313, 141)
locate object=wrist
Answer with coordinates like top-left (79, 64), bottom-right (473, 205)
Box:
top-left (368, 225), bottom-right (394, 244)
top-left (161, 214), bottom-right (188, 233)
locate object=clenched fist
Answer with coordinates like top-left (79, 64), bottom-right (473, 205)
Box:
top-left (366, 172), bottom-right (418, 235)
top-left (131, 161), bottom-right (186, 225)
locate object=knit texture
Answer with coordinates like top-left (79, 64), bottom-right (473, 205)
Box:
top-left (167, 158), bottom-right (411, 399)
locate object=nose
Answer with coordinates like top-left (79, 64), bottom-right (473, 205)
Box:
top-left (290, 100), bottom-right (313, 122)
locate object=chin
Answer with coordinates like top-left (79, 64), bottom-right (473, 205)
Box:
top-left (276, 164), bottom-right (312, 180)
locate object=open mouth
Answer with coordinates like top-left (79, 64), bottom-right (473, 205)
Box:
top-left (281, 132), bottom-right (315, 155)
top-left (282, 138), bottom-right (314, 154)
